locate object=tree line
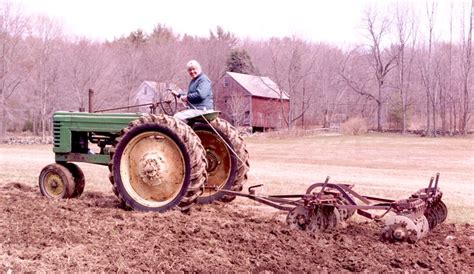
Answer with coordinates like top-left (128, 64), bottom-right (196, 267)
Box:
top-left (0, 0), bottom-right (472, 140)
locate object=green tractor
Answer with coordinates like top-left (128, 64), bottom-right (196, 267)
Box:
top-left (38, 109), bottom-right (249, 212)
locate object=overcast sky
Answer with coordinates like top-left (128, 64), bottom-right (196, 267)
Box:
top-left (12, 0), bottom-right (473, 45)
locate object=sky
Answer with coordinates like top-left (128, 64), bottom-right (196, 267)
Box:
top-left (12, 0), bottom-right (473, 45)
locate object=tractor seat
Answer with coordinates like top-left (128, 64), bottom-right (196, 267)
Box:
top-left (188, 110), bottom-right (220, 123)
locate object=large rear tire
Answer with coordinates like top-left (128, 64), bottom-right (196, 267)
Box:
top-left (109, 114), bottom-right (207, 212)
top-left (193, 117), bottom-right (249, 204)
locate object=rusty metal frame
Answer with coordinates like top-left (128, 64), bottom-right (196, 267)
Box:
top-left (217, 173), bottom-right (444, 222)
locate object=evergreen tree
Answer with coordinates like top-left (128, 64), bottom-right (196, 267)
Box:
top-left (226, 49), bottom-right (256, 74)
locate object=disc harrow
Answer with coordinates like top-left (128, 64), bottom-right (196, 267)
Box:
top-left (218, 173), bottom-right (448, 243)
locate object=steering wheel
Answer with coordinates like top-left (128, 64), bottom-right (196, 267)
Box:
top-left (159, 89), bottom-right (178, 115)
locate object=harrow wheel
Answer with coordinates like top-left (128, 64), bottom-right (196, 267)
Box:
top-left (307, 207), bottom-right (327, 232)
top-left (438, 201), bottom-right (448, 222)
top-left (382, 215), bottom-right (429, 243)
top-left (322, 206), bottom-right (343, 229)
top-left (193, 118), bottom-right (249, 204)
top-left (424, 200), bottom-right (448, 229)
top-left (38, 163), bottom-right (75, 199)
top-left (64, 163), bottom-right (85, 198)
top-left (305, 183), bottom-right (356, 222)
top-left (110, 114), bottom-right (207, 212)
top-left (287, 206), bottom-right (312, 230)
top-left (287, 205), bottom-right (342, 233)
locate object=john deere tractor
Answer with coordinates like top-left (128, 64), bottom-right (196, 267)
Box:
top-left (38, 109), bottom-right (249, 212)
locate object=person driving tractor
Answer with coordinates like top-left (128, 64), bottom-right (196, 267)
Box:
top-left (171, 60), bottom-right (214, 121)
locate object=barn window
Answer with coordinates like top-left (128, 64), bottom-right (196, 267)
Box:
top-left (224, 77), bottom-right (229, 87)
top-left (144, 87), bottom-right (147, 95)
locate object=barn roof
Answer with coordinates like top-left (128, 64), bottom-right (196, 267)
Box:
top-left (226, 72), bottom-right (289, 100)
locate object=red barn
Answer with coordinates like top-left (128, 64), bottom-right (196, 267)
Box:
top-left (215, 72), bottom-right (290, 132)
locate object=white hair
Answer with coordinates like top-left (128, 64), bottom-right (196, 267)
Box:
top-left (186, 60), bottom-right (202, 74)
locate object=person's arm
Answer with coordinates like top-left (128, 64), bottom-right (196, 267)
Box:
top-left (187, 77), bottom-right (211, 104)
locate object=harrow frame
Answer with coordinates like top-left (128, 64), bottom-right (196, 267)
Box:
top-left (217, 173), bottom-right (447, 243)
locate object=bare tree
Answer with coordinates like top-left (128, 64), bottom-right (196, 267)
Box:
top-left (227, 94), bottom-right (251, 127)
top-left (266, 37), bottom-right (316, 129)
top-left (444, 2), bottom-right (454, 135)
top-left (314, 46), bottom-right (347, 128)
top-left (1, 2), bottom-right (472, 137)
top-left (204, 26), bottom-right (237, 92)
top-left (27, 15), bottom-right (63, 141)
top-left (419, 1), bottom-right (438, 136)
top-left (460, 1), bottom-right (473, 134)
top-left (340, 48), bottom-right (377, 123)
top-left (62, 39), bottom-right (113, 111)
top-left (112, 37), bottom-right (146, 110)
top-left (364, 8), bottom-right (397, 131)
top-left (395, 1), bottom-right (417, 134)
top-left (0, 1), bottom-right (27, 137)
top-left (144, 24), bottom-right (181, 83)
top-left (342, 8), bottom-right (397, 131)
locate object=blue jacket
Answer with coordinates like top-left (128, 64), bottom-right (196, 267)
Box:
top-left (186, 73), bottom-right (214, 110)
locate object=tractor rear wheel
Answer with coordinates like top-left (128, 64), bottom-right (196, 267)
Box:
top-left (38, 163), bottom-right (76, 199)
top-left (109, 114), bottom-right (207, 212)
top-left (193, 118), bottom-right (249, 204)
top-left (64, 163), bottom-right (85, 198)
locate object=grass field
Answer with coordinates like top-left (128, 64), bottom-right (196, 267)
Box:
top-left (1, 132), bottom-right (472, 224)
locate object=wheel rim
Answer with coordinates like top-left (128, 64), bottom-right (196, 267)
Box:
top-left (195, 130), bottom-right (232, 197)
top-left (43, 173), bottom-right (65, 198)
top-left (120, 131), bottom-right (186, 207)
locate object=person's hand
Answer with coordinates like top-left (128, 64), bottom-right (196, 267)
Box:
top-left (169, 89), bottom-right (180, 97)
top-left (180, 95), bottom-right (188, 102)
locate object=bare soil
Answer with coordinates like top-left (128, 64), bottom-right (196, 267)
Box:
top-left (0, 133), bottom-right (473, 272)
top-left (0, 182), bottom-right (472, 272)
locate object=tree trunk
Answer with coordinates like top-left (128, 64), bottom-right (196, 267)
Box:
top-left (301, 85), bottom-right (305, 128)
top-left (0, 90), bottom-right (4, 138)
top-left (461, 1), bottom-right (473, 134)
top-left (426, 93), bottom-right (431, 136)
top-left (323, 109), bottom-right (329, 128)
top-left (41, 87), bottom-right (47, 142)
top-left (462, 83), bottom-right (470, 134)
top-left (377, 85), bottom-right (383, 131)
top-left (440, 89), bottom-right (447, 136)
top-left (432, 98), bottom-right (437, 136)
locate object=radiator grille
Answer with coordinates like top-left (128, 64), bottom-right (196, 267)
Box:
top-left (53, 121), bottom-right (61, 147)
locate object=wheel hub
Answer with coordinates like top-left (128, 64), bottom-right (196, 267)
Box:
top-left (45, 174), bottom-right (64, 197)
top-left (138, 152), bottom-right (163, 186)
top-left (206, 149), bottom-right (220, 173)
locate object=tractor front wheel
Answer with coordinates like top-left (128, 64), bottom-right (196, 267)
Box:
top-left (64, 162), bottom-right (86, 198)
top-left (38, 163), bottom-right (76, 199)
